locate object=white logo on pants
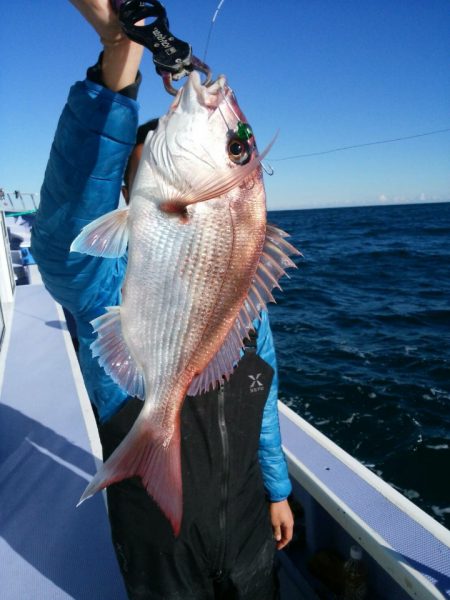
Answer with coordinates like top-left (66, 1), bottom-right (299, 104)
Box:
top-left (249, 374), bottom-right (264, 393)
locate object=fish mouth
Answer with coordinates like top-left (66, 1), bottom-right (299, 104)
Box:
top-left (171, 70), bottom-right (229, 112)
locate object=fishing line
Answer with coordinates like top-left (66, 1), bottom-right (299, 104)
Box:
top-left (203, 0), bottom-right (227, 63)
top-left (215, 85), bottom-right (241, 132)
top-left (202, 2), bottom-right (275, 175)
top-left (271, 127), bottom-right (450, 161)
top-left (219, 88), bottom-right (241, 123)
top-left (216, 101), bottom-right (233, 131)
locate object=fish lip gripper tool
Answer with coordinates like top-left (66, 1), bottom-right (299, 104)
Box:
top-left (111, 0), bottom-right (211, 94)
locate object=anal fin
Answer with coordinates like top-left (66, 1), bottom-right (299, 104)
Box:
top-left (90, 307), bottom-right (145, 399)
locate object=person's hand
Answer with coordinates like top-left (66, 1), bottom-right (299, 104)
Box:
top-left (69, 0), bottom-right (125, 47)
top-left (269, 499), bottom-right (294, 550)
top-left (69, 0), bottom-right (144, 91)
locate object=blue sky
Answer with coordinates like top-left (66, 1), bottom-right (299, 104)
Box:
top-left (1, 0), bottom-right (449, 210)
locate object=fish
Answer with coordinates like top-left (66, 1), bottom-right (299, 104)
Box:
top-left (70, 71), bottom-right (299, 535)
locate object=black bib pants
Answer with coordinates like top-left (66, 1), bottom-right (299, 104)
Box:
top-left (98, 340), bottom-right (279, 600)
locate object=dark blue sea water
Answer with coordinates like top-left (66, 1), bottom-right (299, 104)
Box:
top-left (268, 202), bottom-right (450, 529)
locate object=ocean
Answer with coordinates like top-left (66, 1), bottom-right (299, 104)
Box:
top-left (268, 201), bottom-right (450, 529)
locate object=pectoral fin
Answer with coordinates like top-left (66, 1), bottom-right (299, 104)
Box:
top-left (70, 207), bottom-right (129, 258)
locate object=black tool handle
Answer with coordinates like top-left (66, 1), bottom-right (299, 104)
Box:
top-left (112, 0), bottom-right (192, 75)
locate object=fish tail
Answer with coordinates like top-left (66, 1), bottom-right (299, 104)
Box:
top-left (78, 415), bottom-right (182, 536)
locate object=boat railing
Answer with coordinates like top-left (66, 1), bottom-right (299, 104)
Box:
top-left (0, 189), bottom-right (39, 213)
top-left (278, 402), bottom-right (450, 599)
top-left (0, 209), bottom-right (15, 361)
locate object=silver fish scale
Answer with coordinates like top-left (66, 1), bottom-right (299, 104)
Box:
top-left (122, 196), bottom-right (233, 427)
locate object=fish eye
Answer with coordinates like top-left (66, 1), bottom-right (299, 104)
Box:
top-left (227, 137), bottom-right (251, 165)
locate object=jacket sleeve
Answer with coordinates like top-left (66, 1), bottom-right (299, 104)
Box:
top-left (256, 311), bottom-right (292, 501)
top-left (31, 79), bottom-right (139, 326)
top-left (31, 79), bottom-right (139, 421)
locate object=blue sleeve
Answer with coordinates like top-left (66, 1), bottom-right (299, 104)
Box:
top-left (31, 79), bottom-right (139, 421)
top-left (255, 311), bottom-right (292, 501)
top-left (31, 79), bottom-right (138, 327)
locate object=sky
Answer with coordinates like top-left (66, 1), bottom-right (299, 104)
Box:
top-left (1, 0), bottom-right (449, 210)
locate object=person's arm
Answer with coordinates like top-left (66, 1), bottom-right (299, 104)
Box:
top-left (31, 0), bottom-right (142, 324)
top-left (69, 0), bottom-right (143, 91)
top-left (256, 311), bottom-right (294, 549)
top-left (31, 1), bottom-right (144, 421)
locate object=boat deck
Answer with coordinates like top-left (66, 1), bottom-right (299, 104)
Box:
top-left (0, 284), bottom-right (128, 599)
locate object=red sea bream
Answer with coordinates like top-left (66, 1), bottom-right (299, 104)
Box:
top-left (71, 71), bottom-right (298, 535)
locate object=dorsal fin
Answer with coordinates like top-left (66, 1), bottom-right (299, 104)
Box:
top-left (187, 224), bottom-right (300, 396)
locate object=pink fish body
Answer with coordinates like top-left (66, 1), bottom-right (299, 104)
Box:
top-left (71, 72), bottom-right (298, 535)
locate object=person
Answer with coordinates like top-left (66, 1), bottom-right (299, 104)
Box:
top-left (31, 1), bottom-right (294, 598)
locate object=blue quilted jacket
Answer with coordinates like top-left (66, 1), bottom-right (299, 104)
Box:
top-left (31, 79), bottom-right (291, 502)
